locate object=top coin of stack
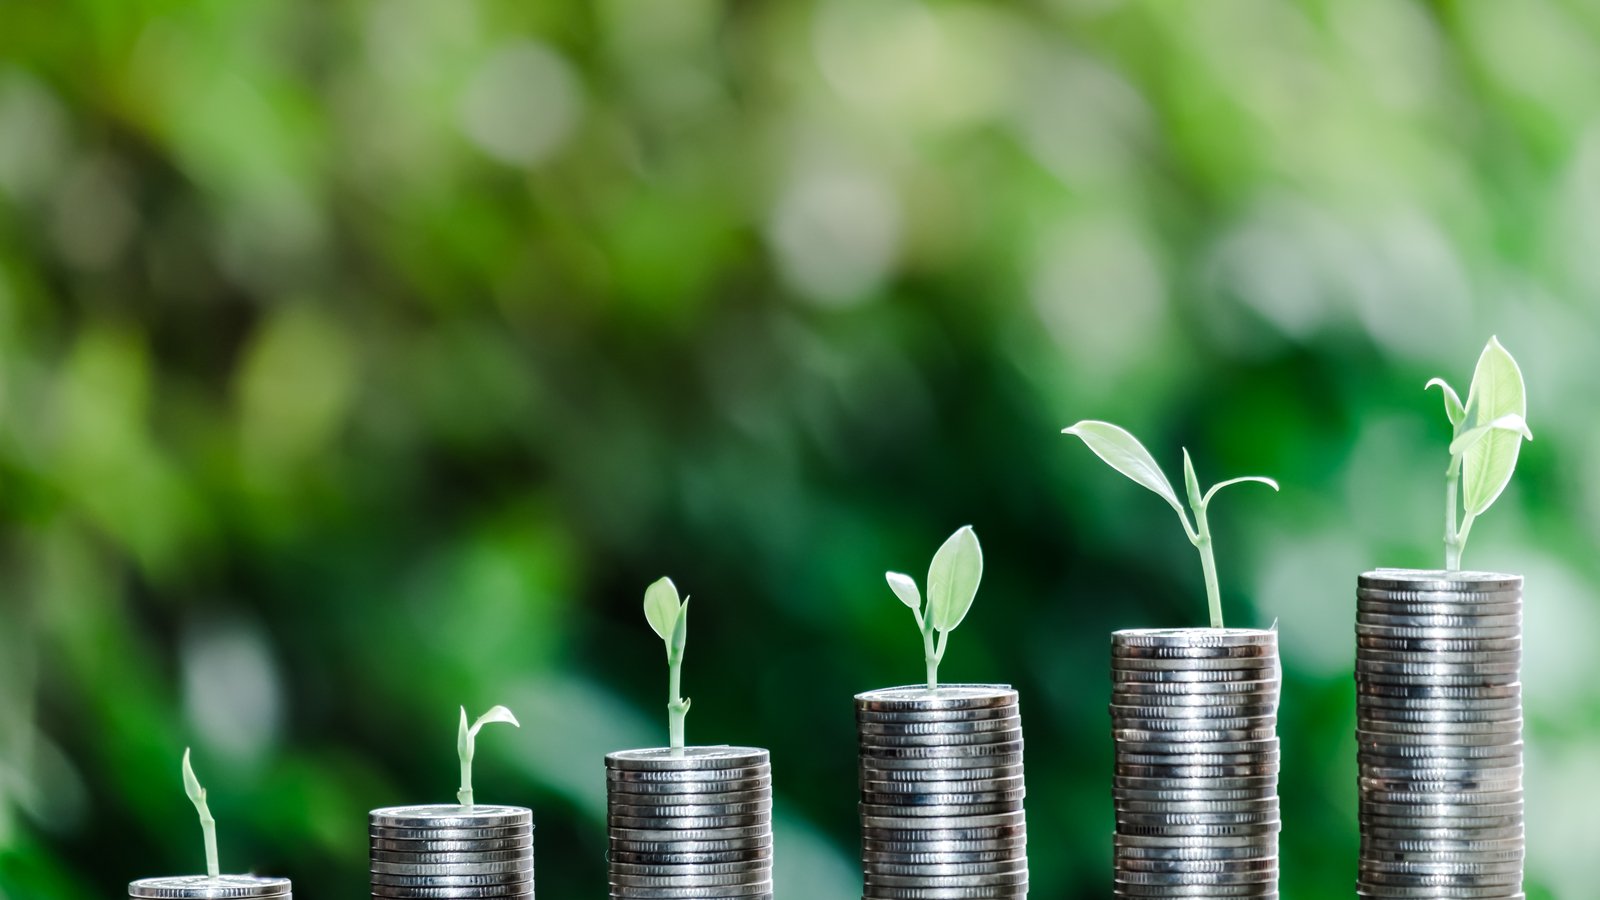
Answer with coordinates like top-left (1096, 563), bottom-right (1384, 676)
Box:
top-left (130, 876), bottom-right (292, 899)
top-left (856, 684), bottom-right (1028, 900)
top-left (606, 747), bottom-right (774, 900)
top-left (1355, 570), bottom-right (1524, 900)
top-left (1110, 628), bottom-right (1281, 899)
top-left (369, 805), bottom-right (533, 900)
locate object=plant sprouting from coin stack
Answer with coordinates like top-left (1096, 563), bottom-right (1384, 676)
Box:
top-left (458, 705), bottom-right (520, 808)
top-left (1063, 422), bottom-right (1279, 629)
top-left (885, 526), bottom-right (984, 690)
top-left (182, 749), bottom-right (220, 879)
top-left (1425, 336), bottom-right (1533, 571)
top-left (644, 577), bottom-right (691, 750)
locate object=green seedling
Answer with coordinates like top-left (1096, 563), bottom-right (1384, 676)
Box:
top-left (885, 526), bottom-right (984, 690)
top-left (1063, 421), bottom-right (1278, 629)
top-left (181, 748), bottom-right (219, 879)
top-left (1425, 336), bottom-right (1533, 571)
top-left (643, 577), bottom-right (691, 750)
top-left (457, 705), bottom-right (520, 809)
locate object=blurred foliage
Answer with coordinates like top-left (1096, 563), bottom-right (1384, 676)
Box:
top-left (1, 0), bottom-right (1599, 897)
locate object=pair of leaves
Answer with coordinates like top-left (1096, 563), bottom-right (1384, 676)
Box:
top-left (1426, 336), bottom-right (1532, 518)
top-left (458, 705), bottom-right (521, 762)
top-left (1061, 421), bottom-right (1279, 536)
top-left (643, 576), bottom-right (690, 662)
top-left (886, 526), bottom-right (984, 636)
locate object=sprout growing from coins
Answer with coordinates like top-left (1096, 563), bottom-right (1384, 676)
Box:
top-left (1063, 422), bottom-right (1279, 629)
top-left (1425, 336), bottom-right (1533, 572)
top-left (457, 705), bottom-right (520, 809)
top-left (643, 577), bottom-right (691, 750)
top-left (182, 749), bottom-right (220, 879)
top-left (885, 526), bottom-right (984, 690)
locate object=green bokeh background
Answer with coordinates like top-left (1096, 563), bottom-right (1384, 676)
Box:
top-left (2, 0), bottom-right (1598, 896)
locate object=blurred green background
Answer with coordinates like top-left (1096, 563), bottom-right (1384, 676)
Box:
top-left (1, 0), bottom-right (1598, 896)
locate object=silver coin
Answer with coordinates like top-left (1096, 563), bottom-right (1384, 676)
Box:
top-left (370, 805), bottom-right (530, 830)
top-left (606, 747), bottom-right (769, 771)
top-left (856, 684), bottom-right (1018, 712)
top-left (130, 877), bottom-right (291, 899)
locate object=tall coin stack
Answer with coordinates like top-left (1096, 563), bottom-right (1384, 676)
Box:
top-left (606, 747), bottom-right (774, 900)
top-left (1111, 628), bottom-right (1281, 899)
top-left (856, 684), bottom-right (1029, 899)
top-left (1356, 570), bottom-right (1524, 899)
top-left (369, 805), bottom-right (534, 900)
top-left (131, 876), bottom-right (291, 900)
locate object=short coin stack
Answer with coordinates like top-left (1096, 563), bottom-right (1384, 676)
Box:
top-left (369, 805), bottom-right (534, 900)
top-left (856, 684), bottom-right (1029, 899)
top-left (130, 876), bottom-right (291, 900)
top-left (1111, 628), bottom-right (1281, 899)
top-left (1356, 570), bottom-right (1524, 899)
top-left (606, 746), bottom-right (774, 900)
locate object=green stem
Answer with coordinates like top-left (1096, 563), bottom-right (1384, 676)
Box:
top-left (1445, 457), bottom-right (1463, 571)
top-left (1193, 503), bottom-right (1224, 629)
top-left (668, 654), bottom-right (687, 750)
top-left (200, 809), bottom-right (218, 879)
top-left (922, 621), bottom-right (940, 690)
top-left (457, 754), bottom-right (473, 808)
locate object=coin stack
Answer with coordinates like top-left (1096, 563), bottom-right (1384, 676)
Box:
top-left (369, 805), bottom-right (534, 900)
top-left (606, 746), bottom-right (774, 900)
top-left (1110, 628), bottom-right (1281, 899)
top-left (1356, 569), bottom-right (1524, 899)
top-left (856, 684), bottom-right (1029, 899)
top-left (130, 876), bottom-right (291, 900)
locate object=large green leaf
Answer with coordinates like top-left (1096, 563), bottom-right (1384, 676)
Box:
top-left (1460, 337), bottom-right (1530, 516)
top-left (1063, 421), bottom-right (1184, 518)
top-left (926, 526), bottom-right (982, 633)
top-left (643, 577), bottom-right (681, 644)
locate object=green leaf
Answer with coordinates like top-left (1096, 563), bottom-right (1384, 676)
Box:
top-left (1202, 476), bottom-right (1280, 507)
top-left (1063, 421), bottom-right (1185, 519)
top-left (182, 747), bottom-right (204, 806)
top-left (885, 572), bottom-right (921, 612)
top-left (1181, 448), bottom-right (1203, 511)
top-left (457, 707), bottom-right (470, 759)
top-left (470, 705), bottom-right (520, 738)
top-left (926, 526), bottom-right (982, 633)
top-left (643, 577), bottom-right (681, 644)
top-left (1460, 337), bottom-right (1530, 517)
top-left (1425, 378), bottom-right (1466, 429)
top-left (670, 597), bottom-right (689, 659)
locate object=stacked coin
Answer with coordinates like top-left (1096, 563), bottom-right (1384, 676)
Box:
top-left (856, 684), bottom-right (1028, 899)
top-left (369, 805), bottom-right (533, 899)
top-left (606, 746), bottom-right (774, 900)
top-left (1111, 628), bottom-right (1281, 899)
top-left (1356, 570), bottom-right (1524, 899)
top-left (130, 876), bottom-right (291, 899)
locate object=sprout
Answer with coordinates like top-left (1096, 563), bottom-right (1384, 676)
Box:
top-left (643, 577), bottom-right (691, 750)
top-left (1425, 336), bottom-right (1533, 571)
top-left (457, 705), bottom-right (520, 809)
top-left (885, 526), bottom-right (983, 689)
top-left (181, 748), bottom-right (219, 879)
top-left (1062, 421), bottom-right (1278, 628)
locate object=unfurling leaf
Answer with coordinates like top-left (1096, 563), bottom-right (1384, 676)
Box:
top-left (670, 598), bottom-right (689, 660)
top-left (927, 526), bottom-right (983, 633)
top-left (885, 572), bottom-right (921, 612)
top-left (643, 577), bottom-right (681, 644)
top-left (1202, 476), bottom-right (1281, 507)
top-left (470, 705), bottom-right (521, 738)
top-left (1182, 449), bottom-right (1203, 511)
top-left (1426, 378), bottom-right (1466, 428)
top-left (182, 748), bottom-right (204, 807)
top-left (1460, 337), bottom-right (1530, 517)
top-left (1063, 421), bottom-right (1185, 519)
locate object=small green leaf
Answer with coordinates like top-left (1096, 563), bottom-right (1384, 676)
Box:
top-left (1181, 448), bottom-right (1203, 511)
top-left (1460, 337), bottom-right (1530, 517)
top-left (1202, 476), bottom-right (1280, 507)
top-left (1448, 413), bottom-right (1532, 456)
top-left (1425, 378), bottom-right (1466, 429)
top-left (1063, 421), bottom-right (1185, 520)
top-left (469, 705), bottom-right (520, 738)
top-left (643, 577), bottom-right (681, 644)
top-left (885, 572), bottom-right (921, 612)
top-left (926, 526), bottom-right (983, 633)
top-left (182, 747), bottom-right (204, 806)
top-left (670, 597), bottom-right (689, 659)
